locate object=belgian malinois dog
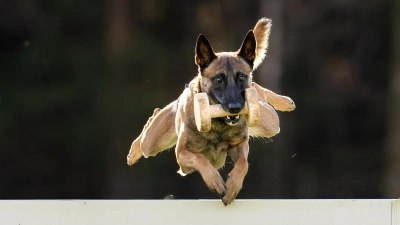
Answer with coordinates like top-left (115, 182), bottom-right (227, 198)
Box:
top-left (127, 18), bottom-right (295, 205)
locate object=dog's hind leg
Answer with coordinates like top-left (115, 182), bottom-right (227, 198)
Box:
top-left (248, 82), bottom-right (295, 138)
top-left (140, 101), bottom-right (178, 158)
top-left (248, 100), bottom-right (281, 138)
top-left (252, 82), bottom-right (296, 112)
top-left (127, 108), bottom-right (161, 165)
top-left (127, 101), bottom-right (178, 165)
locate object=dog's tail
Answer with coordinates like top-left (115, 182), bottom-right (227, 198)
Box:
top-left (252, 18), bottom-right (272, 70)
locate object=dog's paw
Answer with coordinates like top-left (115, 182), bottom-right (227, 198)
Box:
top-left (221, 176), bottom-right (243, 206)
top-left (127, 139), bottom-right (143, 166)
top-left (274, 96), bottom-right (296, 112)
top-left (202, 169), bottom-right (226, 197)
top-left (127, 151), bottom-right (142, 166)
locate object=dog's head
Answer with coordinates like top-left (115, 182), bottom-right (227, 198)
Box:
top-left (194, 18), bottom-right (271, 125)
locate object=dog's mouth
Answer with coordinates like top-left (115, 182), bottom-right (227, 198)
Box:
top-left (224, 115), bottom-right (240, 126)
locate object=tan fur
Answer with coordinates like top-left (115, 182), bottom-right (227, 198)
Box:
top-left (126, 18), bottom-right (295, 205)
top-left (126, 81), bottom-right (294, 163)
top-left (252, 18), bottom-right (272, 70)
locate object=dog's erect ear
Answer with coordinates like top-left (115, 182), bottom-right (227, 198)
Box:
top-left (195, 34), bottom-right (216, 68)
top-left (252, 18), bottom-right (272, 70)
top-left (238, 31), bottom-right (257, 68)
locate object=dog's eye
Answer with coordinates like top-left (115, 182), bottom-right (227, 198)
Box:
top-left (238, 74), bottom-right (246, 82)
top-left (215, 77), bottom-right (223, 84)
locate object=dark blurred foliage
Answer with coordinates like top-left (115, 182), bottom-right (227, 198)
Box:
top-left (0, 0), bottom-right (398, 200)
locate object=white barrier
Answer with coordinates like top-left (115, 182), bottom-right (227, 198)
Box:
top-left (0, 199), bottom-right (399, 225)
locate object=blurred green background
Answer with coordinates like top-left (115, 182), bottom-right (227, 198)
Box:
top-left (1, 0), bottom-right (399, 200)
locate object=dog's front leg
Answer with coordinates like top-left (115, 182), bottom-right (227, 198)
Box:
top-left (222, 138), bottom-right (249, 205)
top-left (175, 143), bottom-right (226, 196)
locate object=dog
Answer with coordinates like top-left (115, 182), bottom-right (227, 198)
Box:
top-left (127, 18), bottom-right (295, 205)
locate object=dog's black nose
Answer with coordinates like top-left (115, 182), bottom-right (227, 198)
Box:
top-left (228, 102), bottom-right (242, 114)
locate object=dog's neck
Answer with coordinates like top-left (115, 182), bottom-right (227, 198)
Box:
top-left (188, 76), bottom-right (201, 94)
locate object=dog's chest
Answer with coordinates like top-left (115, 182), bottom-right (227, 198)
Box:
top-left (189, 127), bottom-right (246, 153)
top-left (203, 140), bottom-right (229, 161)
top-left (188, 133), bottom-right (231, 168)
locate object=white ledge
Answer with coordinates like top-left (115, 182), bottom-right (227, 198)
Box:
top-left (0, 199), bottom-right (399, 225)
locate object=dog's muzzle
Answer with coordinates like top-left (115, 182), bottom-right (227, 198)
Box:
top-left (224, 115), bottom-right (240, 126)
